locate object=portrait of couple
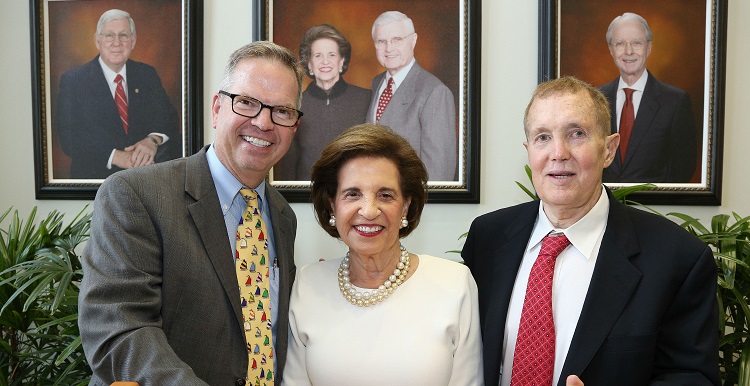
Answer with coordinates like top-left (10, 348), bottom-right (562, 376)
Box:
top-left (269, 2), bottom-right (463, 184)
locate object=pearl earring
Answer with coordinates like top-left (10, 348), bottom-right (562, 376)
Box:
top-left (309, 70), bottom-right (314, 76)
top-left (400, 217), bottom-right (408, 229)
top-left (329, 215), bottom-right (336, 227)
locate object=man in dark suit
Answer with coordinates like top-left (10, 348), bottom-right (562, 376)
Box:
top-left (79, 41), bottom-right (304, 385)
top-left (462, 76), bottom-right (719, 385)
top-left (367, 11), bottom-right (457, 181)
top-left (600, 12), bottom-right (698, 183)
top-left (55, 9), bottom-right (179, 179)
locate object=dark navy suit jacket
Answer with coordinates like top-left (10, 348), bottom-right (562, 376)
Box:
top-left (600, 73), bottom-right (698, 183)
top-left (55, 56), bottom-right (179, 178)
top-left (462, 189), bottom-right (719, 385)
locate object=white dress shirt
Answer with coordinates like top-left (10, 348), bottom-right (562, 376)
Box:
top-left (501, 187), bottom-right (610, 386)
top-left (615, 70), bottom-right (649, 131)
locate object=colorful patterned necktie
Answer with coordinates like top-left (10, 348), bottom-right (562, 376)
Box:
top-left (376, 77), bottom-right (394, 122)
top-left (236, 189), bottom-right (274, 385)
top-left (510, 233), bottom-right (571, 386)
top-left (114, 74), bottom-right (129, 134)
top-left (619, 88), bottom-right (635, 162)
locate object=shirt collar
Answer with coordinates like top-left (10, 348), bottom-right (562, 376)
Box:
top-left (385, 58), bottom-right (416, 89)
top-left (206, 144), bottom-right (267, 215)
top-left (529, 187), bottom-right (610, 260)
top-left (618, 70), bottom-right (648, 93)
top-left (98, 56), bottom-right (127, 84)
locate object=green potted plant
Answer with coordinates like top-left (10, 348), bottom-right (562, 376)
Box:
top-left (657, 210), bottom-right (750, 386)
top-left (0, 206), bottom-right (92, 386)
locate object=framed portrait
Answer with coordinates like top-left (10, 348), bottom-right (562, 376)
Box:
top-left (252, 0), bottom-right (481, 203)
top-left (539, 0), bottom-right (727, 205)
top-left (30, 0), bottom-right (204, 200)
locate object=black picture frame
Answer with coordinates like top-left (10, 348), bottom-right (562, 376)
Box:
top-left (30, 0), bottom-right (203, 200)
top-left (539, 0), bottom-right (727, 205)
top-left (253, 0), bottom-right (481, 203)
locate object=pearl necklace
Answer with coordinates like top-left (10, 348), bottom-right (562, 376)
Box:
top-left (338, 245), bottom-right (411, 307)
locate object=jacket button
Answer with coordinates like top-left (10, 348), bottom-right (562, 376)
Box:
top-left (235, 379), bottom-right (246, 386)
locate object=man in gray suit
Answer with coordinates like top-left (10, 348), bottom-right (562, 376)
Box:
top-left (367, 11), bottom-right (457, 181)
top-left (79, 41), bottom-right (304, 385)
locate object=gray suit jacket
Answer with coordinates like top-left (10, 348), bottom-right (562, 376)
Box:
top-left (79, 146), bottom-right (297, 385)
top-left (367, 61), bottom-right (457, 180)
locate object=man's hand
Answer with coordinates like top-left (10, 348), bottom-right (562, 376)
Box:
top-left (124, 136), bottom-right (160, 167)
top-left (566, 375), bottom-right (584, 386)
top-left (112, 149), bottom-right (135, 169)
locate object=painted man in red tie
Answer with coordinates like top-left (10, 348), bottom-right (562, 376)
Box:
top-left (55, 9), bottom-right (179, 179)
top-left (462, 76), bottom-right (719, 385)
top-left (366, 11), bottom-right (458, 181)
top-left (599, 12), bottom-right (699, 183)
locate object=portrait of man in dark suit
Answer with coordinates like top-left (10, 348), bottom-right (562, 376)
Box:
top-left (599, 12), bottom-right (698, 183)
top-left (366, 11), bottom-right (458, 181)
top-left (54, 9), bottom-right (180, 179)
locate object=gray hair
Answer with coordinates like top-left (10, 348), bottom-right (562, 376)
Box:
top-left (218, 41), bottom-right (305, 109)
top-left (606, 12), bottom-right (652, 44)
top-left (371, 11), bottom-right (415, 40)
top-left (96, 9), bottom-right (135, 36)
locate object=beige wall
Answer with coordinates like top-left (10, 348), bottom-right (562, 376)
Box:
top-left (1, 1), bottom-right (747, 267)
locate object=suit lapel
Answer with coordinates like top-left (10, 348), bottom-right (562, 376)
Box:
top-left (379, 62), bottom-right (421, 122)
top-left (622, 73), bottom-right (661, 167)
top-left (558, 194), bottom-right (642, 381)
top-left (89, 57), bottom-right (122, 125)
top-left (484, 207), bottom-right (537, 386)
top-left (390, 62), bottom-right (419, 106)
top-left (184, 147), bottom-right (244, 323)
top-left (601, 80), bottom-right (623, 175)
top-left (368, 73), bottom-right (386, 121)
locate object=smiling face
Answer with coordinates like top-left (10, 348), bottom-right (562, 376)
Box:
top-left (309, 38), bottom-right (344, 88)
top-left (373, 21), bottom-right (416, 76)
top-left (95, 18), bottom-right (135, 73)
top-left (608, 18), bottom-right (652, 85)
top-left (211, 58), bottom-right (299, 188)
top-left (524, 91), bottom-right (618, 226)
top-left (331, 156), bottom-right (411, 261)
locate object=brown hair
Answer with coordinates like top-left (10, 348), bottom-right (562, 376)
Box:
top-left (299, 24), bottom-right (352, 78)
top-left (219, 41), bottom-right (305, 109)
top-left (523, 76), bottom-right (611, 138)
top-left (311, 124), bottom-right (428, 238)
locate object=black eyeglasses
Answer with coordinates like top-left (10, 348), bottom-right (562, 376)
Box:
top-left (218, 90), bottom-right (303, 127)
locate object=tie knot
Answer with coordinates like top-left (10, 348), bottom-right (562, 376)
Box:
top-left (387, 77), bottom-right (394, 87)
top-left (540, 233), bottom-right (571, 259)
top-left (623, 88), bottom-right (635, 99)
top-left (240, 188), bottom-right (259, 203)
top-left (114, 74), bottom-right (123, 84)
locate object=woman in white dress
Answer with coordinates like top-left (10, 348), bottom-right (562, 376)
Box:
top-left (282, 124), bottom-right (483, 385)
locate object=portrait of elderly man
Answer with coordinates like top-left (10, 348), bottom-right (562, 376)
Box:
top-left (367, 10), bottom-right (457, 181)
top-left (55, 8), bottom-right (180, 179)
top-left (599, 12), bottom-right (699, 183)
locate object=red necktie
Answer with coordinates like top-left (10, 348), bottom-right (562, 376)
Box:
top-left (114, 74), bottom-right (129, 134)
top-left (618, 88), bottom-right (635, 162)
top-left (375, 77), bottom-right (394, 122)
top-left (510, 233), bottom-right (571, 386)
